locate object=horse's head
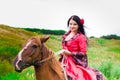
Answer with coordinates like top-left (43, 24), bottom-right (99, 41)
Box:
top-left (13, 36), bottom-right (50, 72)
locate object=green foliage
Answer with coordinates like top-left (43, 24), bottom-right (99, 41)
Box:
top-left (96, 39), bottom-right (106, 45)
top-left (90, 36), bottom-right (95, 38)
top-left (23, 28), bottom-right (66, 35)
top-left (101, 34), bottom-right (120, 40)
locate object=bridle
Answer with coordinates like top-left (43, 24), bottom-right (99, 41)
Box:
top-left (34, 53), bottom-right (54, 66)
top-left (32, 44), bottom-right (55, 66)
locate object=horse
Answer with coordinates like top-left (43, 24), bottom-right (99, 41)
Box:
top-left (13, 36), bottom-right (106, 80)
top-left (13, 36), bottom-right (65, 80)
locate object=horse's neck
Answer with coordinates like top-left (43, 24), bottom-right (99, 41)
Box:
top-left (34, 45), bottom-right (65, 80)
top-left (34, 62), bottom-right (52, 80)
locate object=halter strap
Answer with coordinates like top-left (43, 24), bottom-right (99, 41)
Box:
top-left (34, 53), bottom-right (54, 66)
top-left (33, 44), bottom-right (55, 66)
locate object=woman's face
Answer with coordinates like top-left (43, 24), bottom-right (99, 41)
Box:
top-left (69, 19), bottom-right (79, 33)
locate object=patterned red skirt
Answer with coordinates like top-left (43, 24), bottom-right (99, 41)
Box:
top-left (63, 56), bottom-right (97, 80)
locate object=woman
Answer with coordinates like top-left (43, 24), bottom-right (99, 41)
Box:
top-left (59, 15), bottom-right (97, 80)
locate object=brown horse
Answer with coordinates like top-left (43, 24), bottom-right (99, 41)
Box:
top-left (13, 36), bottom-right (105, 80)
top-left (13, 36), bottom-right (65, 80)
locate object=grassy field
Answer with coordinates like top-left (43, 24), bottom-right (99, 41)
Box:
top-left (0, 25), bottom-right (120, 80)
top-left (87, 38), bottom-right (120, 80)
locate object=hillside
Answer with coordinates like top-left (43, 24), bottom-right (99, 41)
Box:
top-left (0, 25), bottom-right (38, 75)
top-left (0, 25), bottom-right (120, 80)
top-left (0, 25), bottom-right (62, 76)
top-left (0, 25), bottom-right (38, 59)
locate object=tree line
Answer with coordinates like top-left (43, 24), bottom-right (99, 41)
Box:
top-left (101, 34), bottom-right (120, 40)
top-left (23, 28), bottom-right (66, 35)
top-left (90, 34), bottom-right (120, 40)
top-left (23, 28), bottom-right (120, 40)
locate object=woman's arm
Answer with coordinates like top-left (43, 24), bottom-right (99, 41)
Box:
top-left (78, 34), bottom-right (87, 54)
top-left (60, 49), bottom-right (72, 56)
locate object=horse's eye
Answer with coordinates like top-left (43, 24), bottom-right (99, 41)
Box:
top-left (32, 45), bottom-right (37, 48)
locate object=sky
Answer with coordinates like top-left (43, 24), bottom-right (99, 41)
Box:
top-left (0, 0), bottom-right (120, 37)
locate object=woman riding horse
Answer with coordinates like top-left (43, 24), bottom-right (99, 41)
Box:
top-left (59, 15), bottom-right (104, 80)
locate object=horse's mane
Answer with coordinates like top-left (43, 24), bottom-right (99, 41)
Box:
top-left (43, 45), bottom-right (64, 79)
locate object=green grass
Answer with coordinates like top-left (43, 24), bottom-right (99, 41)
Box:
top-left (107, 46), bottom-right (120, 54)
top-left (88, 38), bottom-right (120, 80)
top-left (0, 25), bottom-right (120, 80)
top-left (46, 35), bottom-right (62, 52)
top-left (0, 67), bottom-right (35, 80)
top-left (92, 60), bottom-right (120, 80)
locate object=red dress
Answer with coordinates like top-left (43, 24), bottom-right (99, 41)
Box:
top-left (60, 31), bottom-right (97, 80)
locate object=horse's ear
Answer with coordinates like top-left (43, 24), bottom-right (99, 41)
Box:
top-left (41, 35), bottom-right (50, 43)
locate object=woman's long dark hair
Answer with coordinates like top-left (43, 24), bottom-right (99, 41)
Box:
top-left (67, 15), bottom-right (86, 35)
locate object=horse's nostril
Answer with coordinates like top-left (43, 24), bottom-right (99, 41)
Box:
top-left (15, 60), bottom-right (22, 71)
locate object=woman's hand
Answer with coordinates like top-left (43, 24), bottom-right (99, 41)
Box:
top-left (61, 49), bottom-right (71, 56)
